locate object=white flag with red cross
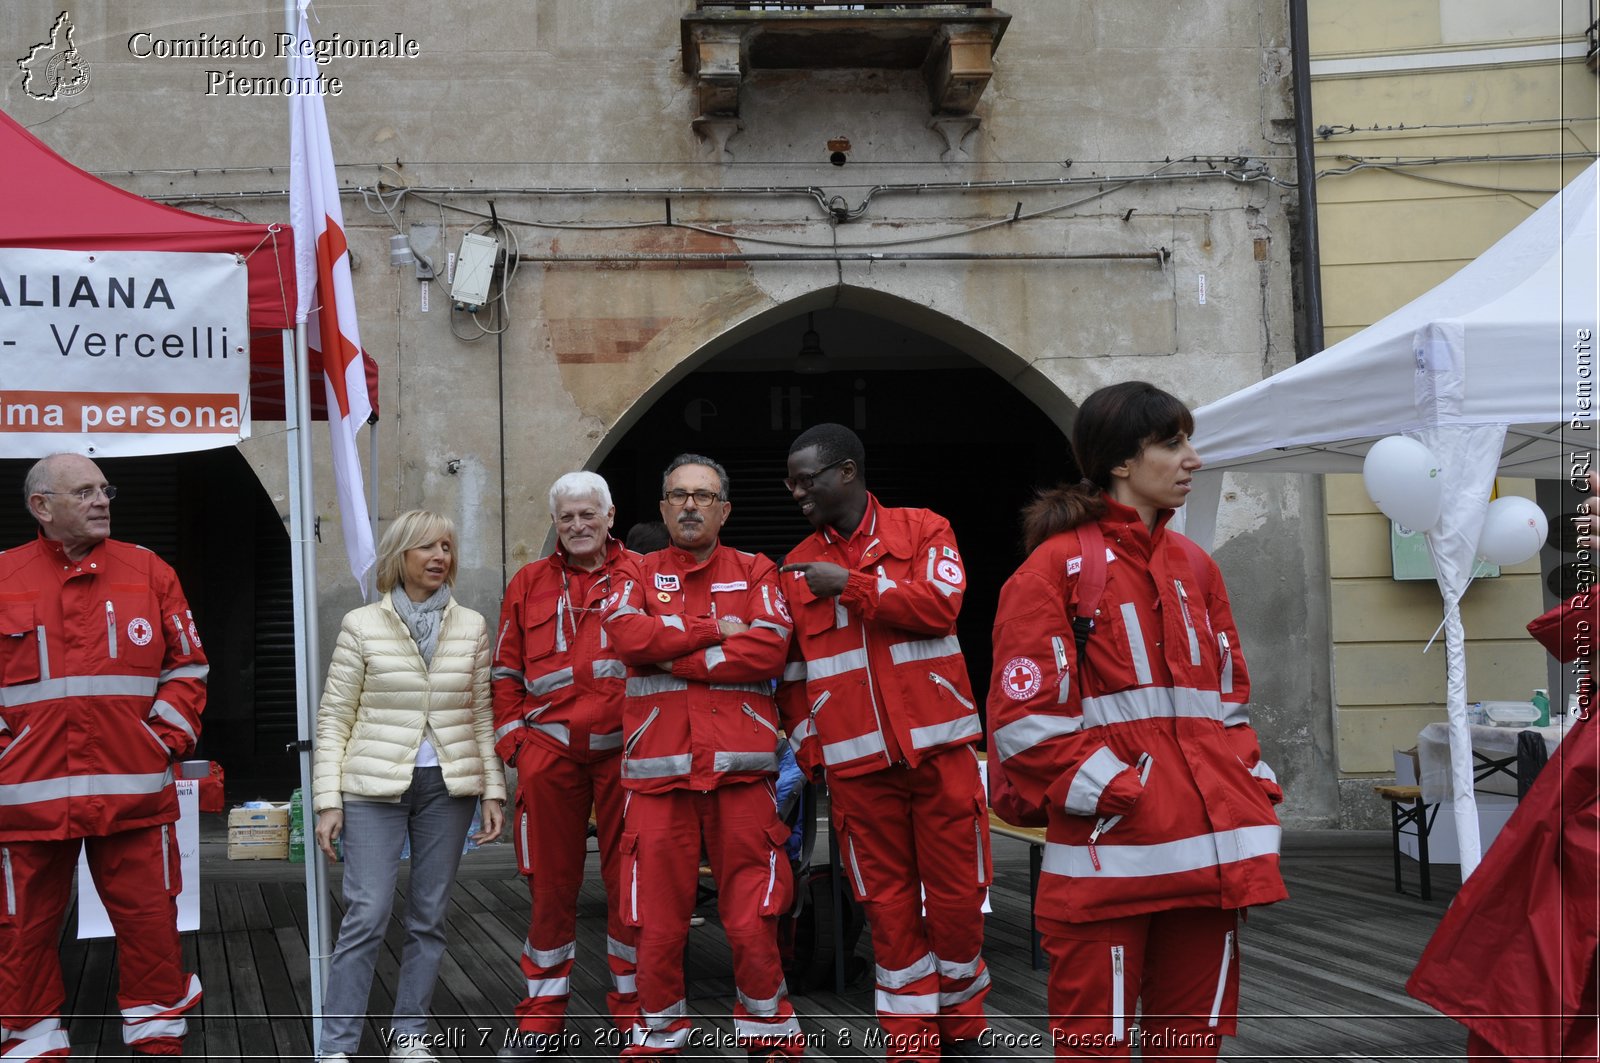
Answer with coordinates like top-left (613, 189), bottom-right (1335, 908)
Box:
top-left (288, 0), bottom-right (375, 592)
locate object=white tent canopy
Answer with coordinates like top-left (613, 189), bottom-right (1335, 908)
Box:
top-left (1187, 161), bottom-right (1599, 876)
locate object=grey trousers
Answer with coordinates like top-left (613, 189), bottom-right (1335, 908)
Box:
top-left (320, 766), bottom-right (477, 1052)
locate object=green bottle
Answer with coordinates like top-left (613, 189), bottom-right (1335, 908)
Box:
top-left (1532, 689), bottom-right (1551, 728)
top-left (288, 787), bottom-right (305, 863)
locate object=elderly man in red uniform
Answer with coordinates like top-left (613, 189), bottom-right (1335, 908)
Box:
top-left (777, 424), bottom-right (991, 1061)
top-left (603, 454), bottom-right (802, 1059)
top-left (0, 453), bottom-right (206, 1058)
top-left (494, 471), bottom-right (639, 1059)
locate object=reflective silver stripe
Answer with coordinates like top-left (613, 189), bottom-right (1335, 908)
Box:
top-left (0, 674), bottom-right (159, 708)
top-left (737, 981), bottom-right (790, 1016)
top-left (625, 707), bottom-right (659, 756)
top-left (1223, 700), bottom-right (1252, 726)
top-left (492, 666), bottom-right (525, 684)
top-left (555, 597), bottom-right (568, 654)
top-left (0, 767), bottom-right (174, 806)
top-left (631, 1026), bottom-right (690, 1051)
top-left (734, 1015), bottom-right (801, 1040)
top-left (161, 825), bottom-right (171, 891)
top-left (930, 579), bottom-right (959, 598)
top-left (607, 935), bottom-right (637, 963)
top-left (939, 967), bottom-right (991, 1007)
top-left (874, 990), bottom-right (940, 1015)
top-left (523, 940), bottom-right (577, 968)
top-left (928, 673), bottom-right (975, 710)
top-left (1175, 581), bottom-right (1202, 665)
top-left (36, 626), bottom-right (50, 680)
top-left (1250, 760), bottom-right (1278, 784)
top-left (613, 972), bottom-right (637, 995)
top-left (926, 547), bottom-right (938, 581)
top-left (9, 1028), bottom-right (73, 1057)
top-left (622, 753), bottom-right (692, 779)
top-left (1210, 929), bottom-right (1234, 1027)
top-left (592, 658), bottom-right (627, 681)
top-left (834, 599), bottom-right (848, 629)
top-left (994, 713), bottom-right (1082, 760)
top-left (1042, 824), bottom-right (1283, 879)
top-left (1081, 686), bottom-right (1227, 727)
top-left (847, 835), bottom-right (867, 896)
top-left (788, 719), bottom-right (814, 750)
top-left (3, 847), bottom-right (14, 915)
top-left (822, 729), bottom-right (886, 765)
top-left (170, 613), bottom-right (189, 656)
top-left (644, 999), bottom-right (687, 1023)
top-left (495, 619), bottom-right (513, 660)
top-left (742, 704), bottom-right (780, 737)
top-left (1064, 746), bottom-right (1132, 817)
top-left (608, 603), bottom-right (643, 620)
top-left (711, 681), bottom-right (770, 695)
top-left (877, 573), bottom-right (897, 594)
top-left (149, 702), bottom-right (197, 746)
top-left (0, 725), bottom-right (31, 768)
top-left (494, 720), bottom-right (524, 742)
top-left (122, 972), bottom-right (201, 1018)
top-left (714, 750), bottom-right (777, 774)
top-left (526, 976), bottom-right (571, 998)
top-left (936, 953), bottom-right (983, 982)
top-left (908, 713), bottom-right (980, 750)
top-left (1218, 633), bottom-right (1234, 694)
top-left (158, 664), bottom-right (209, 684)
top-left (661, 614), bottom-right (686, 631)
top-left (889, 635), bottom-right (962, 666)
top-left (591, 729), bottom-right (624, 752)
top-left (806, 647), bottom-right (868, 680)
top-left (627, 674), bottom-right (688, 697)
top-left (876, 952), bottom-right (937, 989)
top-left (751, 619), bottom-right (790, 637)
top-left (1119, 603), bottom-right (1153, 685)
top-left (1111, 946), bottom-right (1125, 1041)
top-left (122, 1015), bottom-right (187, 1043)
top-left (532, 722), bottom-right (571, 746)
top-left (704, 645), bottom-right (726, 671)
top-left (781, 661), bottom-right (807, 682)
top-left (526, 668), bottom-right (575, 697)
top-left (105, 603), bottom-right (116, 658)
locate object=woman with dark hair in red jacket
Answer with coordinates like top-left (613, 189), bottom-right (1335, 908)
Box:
top-left (988, 381), bottom-right (1287, 1059)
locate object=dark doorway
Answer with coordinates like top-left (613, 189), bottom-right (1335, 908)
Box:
top-left (597, 311), bottom-right (1076, 699)
top-left (0, 449), bottom-right (296, 797)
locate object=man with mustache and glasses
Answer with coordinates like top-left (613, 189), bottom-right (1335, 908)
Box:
top-left (603, 454), bottom-right (803, 1061)
top-left (493, 472), bottom-right (639, 1059)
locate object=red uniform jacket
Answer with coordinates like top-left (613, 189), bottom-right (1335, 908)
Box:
top-left (493, 538), bottom-right (631, 764)
top-left (1408, 597), bottom-right (1600, 1060)
top-left (986, 498), bottom-right (1285, 922)
top-left (0, 535), bottom-right (207, 841)
top-left (604, 543), bottom-right (790, 794)
top-left (777, 498), bottom-right (981, 780)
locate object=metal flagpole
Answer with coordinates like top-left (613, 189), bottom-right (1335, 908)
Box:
top-left (282, 322), bottom-right (329, 1047)
top-left (367, 418), bottom-right (379, 600)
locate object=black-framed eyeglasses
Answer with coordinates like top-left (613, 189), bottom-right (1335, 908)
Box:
top-left (663, 488), bottom-right (723, 508)
top-left (783, 458), bottom-right (848, 494)
top-left (39, 485), bottom-right (117, 503)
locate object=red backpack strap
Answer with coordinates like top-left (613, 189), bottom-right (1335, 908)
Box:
top-left (1070, 521), bottom-right (1106, 653)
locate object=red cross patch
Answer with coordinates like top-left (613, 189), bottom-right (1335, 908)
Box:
top-left (1001, 657), bottom-right (1042, 701)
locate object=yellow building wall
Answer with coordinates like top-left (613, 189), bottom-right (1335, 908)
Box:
top-left (1309, 0), bottom-right (1598, 774)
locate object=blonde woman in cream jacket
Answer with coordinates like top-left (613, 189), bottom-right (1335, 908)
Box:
top-left (312, 509), bottom-right (506, 1063)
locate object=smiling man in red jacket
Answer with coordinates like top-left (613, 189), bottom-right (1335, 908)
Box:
top-left (777, 424), bottom-right (991, 1062)
top-left (604, 453), bottom-right (802, 1060)
top-left (0, 453), bottom-right (206, 1058)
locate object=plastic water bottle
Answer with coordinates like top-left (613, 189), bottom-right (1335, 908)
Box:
top-left (288, 787), bottom-right (305, 864)
top-left (1532, 689), bottom-right (1551, 728)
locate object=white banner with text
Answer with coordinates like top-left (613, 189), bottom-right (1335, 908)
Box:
top-left (0, 247), bottom-right (251, 456)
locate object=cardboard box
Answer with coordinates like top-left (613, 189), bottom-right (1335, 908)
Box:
top-left (1398, 793), bottom-right (1517, 865)
top-left (227, 805), bottom-right (289, 860)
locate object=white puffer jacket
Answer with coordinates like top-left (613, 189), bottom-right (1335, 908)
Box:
top-left (313, 594), bottom-right (507, 812)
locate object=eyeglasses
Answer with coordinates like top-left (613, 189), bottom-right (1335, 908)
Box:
top-left (663, 489), bottom-right (723, 508)
top-left (783, 458), bottom-right (848, 494)
top-left (39, 485), bottom-right (117, 503)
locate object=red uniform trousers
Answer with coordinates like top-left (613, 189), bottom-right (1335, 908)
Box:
top-left (0, 825), bottom-right (202, 1057)
top-left (1038, 908), bottom-right (1239, 1060)
top-left (619, 781), bottom-right (801, 1058)
top-left (828, 747), bottom-right (991, 1061)
top-left (512, 744), bottom-right (638, 1034)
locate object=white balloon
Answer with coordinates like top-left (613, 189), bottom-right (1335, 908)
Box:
top-left (1362, 436), bottom-right (1443, 532)
top-left (1477, 496), bottom-right (1549, 566)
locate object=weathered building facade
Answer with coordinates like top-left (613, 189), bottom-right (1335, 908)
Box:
top-left (3, 1), bottom-right (1334, 821)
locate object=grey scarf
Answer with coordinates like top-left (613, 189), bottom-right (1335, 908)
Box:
top-left (391, 585), bottom-right (451, 666)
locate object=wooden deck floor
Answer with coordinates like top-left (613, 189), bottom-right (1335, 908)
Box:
top-left (52, 829), bottom-right (1466, 1061)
